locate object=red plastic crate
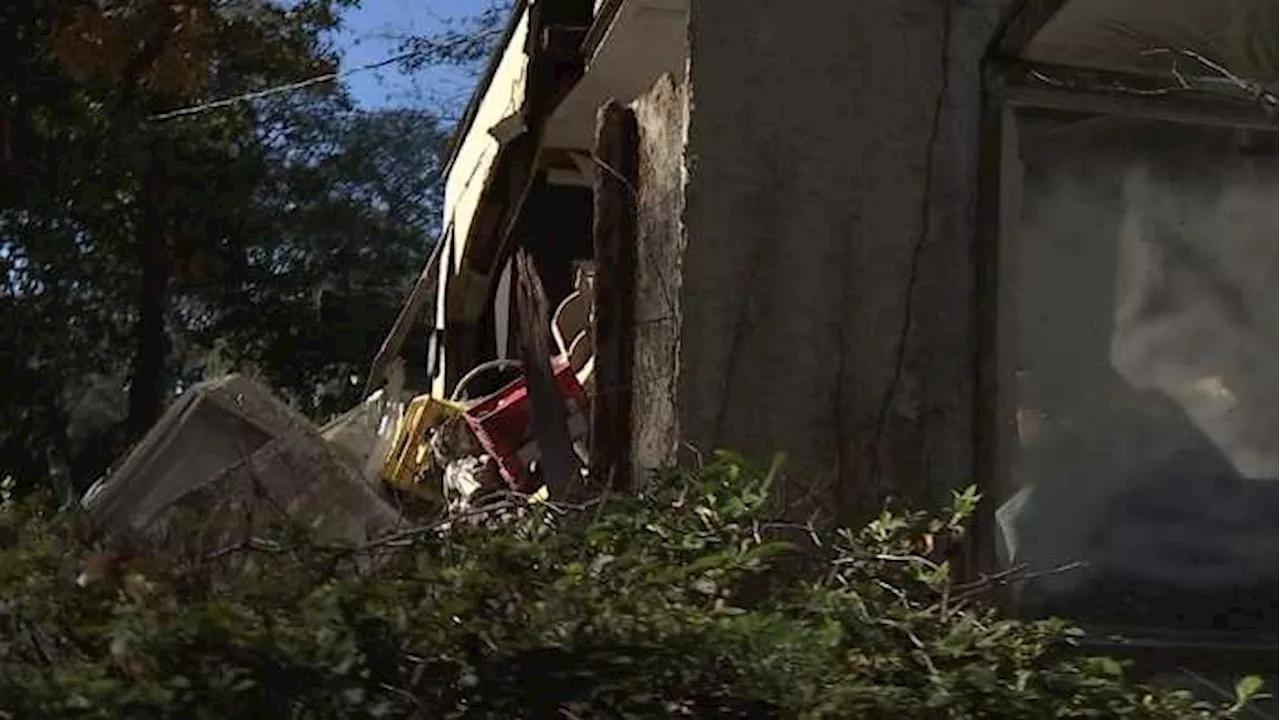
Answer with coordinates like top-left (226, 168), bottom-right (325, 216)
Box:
top-left (462, 357), bottom-right (589, 492)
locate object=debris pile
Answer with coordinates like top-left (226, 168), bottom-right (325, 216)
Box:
top-left (81, 261), bottom-right (598, 548)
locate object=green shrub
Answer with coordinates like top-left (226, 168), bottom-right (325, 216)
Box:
top-left (0, 454), bottom-right (1261, 718)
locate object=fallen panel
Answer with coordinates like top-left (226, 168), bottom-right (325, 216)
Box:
top-left (81, 374), bottom-right (402, 549)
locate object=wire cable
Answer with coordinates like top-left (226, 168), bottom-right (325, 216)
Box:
top-left (147, 50), bottom-right (420, 122)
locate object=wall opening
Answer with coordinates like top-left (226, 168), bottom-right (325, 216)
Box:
top-left (521, 176), bottom-right (595, 312)
top-left (459, 173), bottom-right (595, 400)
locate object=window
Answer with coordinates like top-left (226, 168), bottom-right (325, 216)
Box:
top-left (984, 0), bottom-right (1277, 642)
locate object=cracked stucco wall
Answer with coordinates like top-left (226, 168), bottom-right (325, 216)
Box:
top-left (672, 0), bottom-right (1016, 525)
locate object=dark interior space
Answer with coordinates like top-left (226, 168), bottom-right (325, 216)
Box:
top-left (520, 175), bottom-right (595, 311)
top-left (459, 175), bottom-right (594, 400)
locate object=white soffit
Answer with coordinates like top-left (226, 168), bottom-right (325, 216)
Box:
top-left (1023, 0), bottom-right (1277, 83)
top-left (545, 0), bottom-right (688, 150)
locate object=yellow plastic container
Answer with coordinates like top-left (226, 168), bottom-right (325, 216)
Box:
top-left (380, 394), bottom-right (467, 493)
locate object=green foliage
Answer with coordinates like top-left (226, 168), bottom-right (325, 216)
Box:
top-left (0, 454), bottom-right (1253, 718)
top-left (186, 105), bottom-right (449, 418)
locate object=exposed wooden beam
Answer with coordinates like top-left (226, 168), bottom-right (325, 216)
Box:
top-left (589, 101), bottom-right (639, 493)
top-left (515, 250), bottom-right (584, 500)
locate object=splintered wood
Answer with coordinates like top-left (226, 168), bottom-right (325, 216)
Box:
top-left (514, 249), bottom-right (583, 500)
top-left (590, 101), bottom-right (639, 493)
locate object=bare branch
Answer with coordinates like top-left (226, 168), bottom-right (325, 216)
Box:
top-left (1140, 47), bottom-right (1278, 108)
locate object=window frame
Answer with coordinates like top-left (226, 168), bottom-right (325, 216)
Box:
top-left (972, 31), bottom-right (1277, 651)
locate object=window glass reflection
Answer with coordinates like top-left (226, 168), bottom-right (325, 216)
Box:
top-left (997, 114), bottom-right (1278, 638)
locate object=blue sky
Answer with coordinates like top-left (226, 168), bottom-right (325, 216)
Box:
top-left (333, 0), bottom-right (484, 113)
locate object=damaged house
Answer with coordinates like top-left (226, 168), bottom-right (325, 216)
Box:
top-left (370, 0), bottom-right (1277, 693)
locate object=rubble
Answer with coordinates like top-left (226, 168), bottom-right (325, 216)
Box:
top-left (452, 357), bottom-right (590, 494)
top-left (81, 260), bottom-right (600, 548)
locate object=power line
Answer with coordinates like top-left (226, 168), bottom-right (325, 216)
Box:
top-left (147, 50), bottom-right (421, 122)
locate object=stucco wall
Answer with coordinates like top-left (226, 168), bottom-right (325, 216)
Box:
top-left (676, 0), bottom-right (1015, 524)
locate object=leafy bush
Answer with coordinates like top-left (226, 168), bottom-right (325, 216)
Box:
top-left (0, 455), bottom-right (1261, 718)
